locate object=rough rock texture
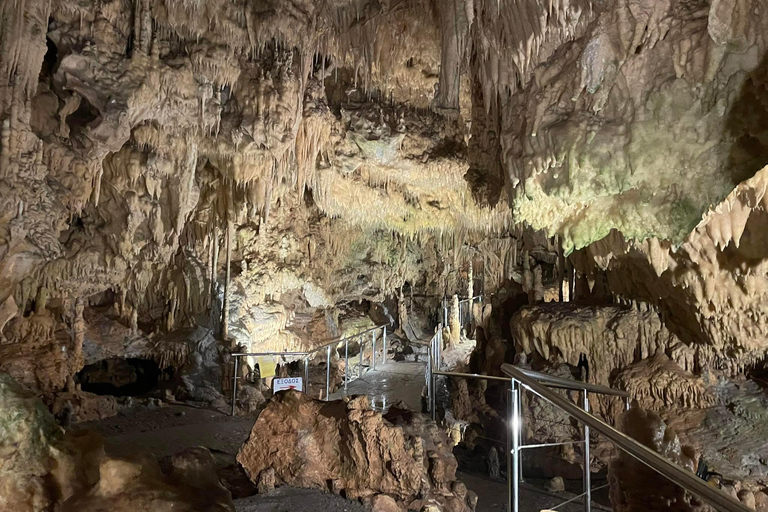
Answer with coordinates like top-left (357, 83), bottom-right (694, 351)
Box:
top-left (491, 0), bottom-right (768, 252)
top-left (1, 0), bottom-right (765, 427)
top-left (0, 0), bottom-right (523, 406)
top-left (609, 407), bottom-right (710, 512)
top-left (62, 447), bottom-right (235, 512)
top-left (614, 353), bottom-right (715, 410)
top-left (511, 303), bottom-right (699, 400)
top-left (2, 0), bottom-right (768, 506)
top-left (0, 372), bottom-right (234, 512)
top-left (237, 391), bottom-right (475, 512)
top-left (572, 165), bottom-right (768, 374)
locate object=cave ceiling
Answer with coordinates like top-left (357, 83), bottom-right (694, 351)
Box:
top-left (0, 0), bottom-right (767, 369)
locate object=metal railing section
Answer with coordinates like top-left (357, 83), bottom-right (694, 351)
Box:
top-left (425, 327), bottom-right (746, 512)
top-left (230, 324), bottom-right (388, 415)
top-left (500, 363), bottom-right (750, 512)
top-left (441, 295), bottom-right (484, 335)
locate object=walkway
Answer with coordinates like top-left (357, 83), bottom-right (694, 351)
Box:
top-left (328, 347), bottom-right (612, 512)
top-left (329, 361), bottom-right (426, 412)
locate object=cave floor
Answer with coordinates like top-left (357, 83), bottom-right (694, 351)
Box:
top-left (328, 361), bottom-right (427, 412)
top-left (74, 344), bottom-right (610, 511)
top-left (75, 403), bottom-right (255, 460)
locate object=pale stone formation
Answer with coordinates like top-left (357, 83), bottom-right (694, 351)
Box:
top-left (511, 304), bottom-right (685, 392)
top-left (0, 0), bottom-right (767, 507)
top-left (237, 391), bottom-right (476, 512)
top-left (449, 294), bottom-right (461, 347)
top-left (572, 166), bottom-right (768, 377)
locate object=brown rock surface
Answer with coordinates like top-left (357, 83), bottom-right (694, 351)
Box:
top-left (609, 408), bottom-right (710, 512)
top-left (237, 391), bottom-right (474, 511)
top-left (0, 372), bottom-right (234, 512)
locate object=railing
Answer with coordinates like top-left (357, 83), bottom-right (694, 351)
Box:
top-left (230, 324), bottom-right (388, 415)
top-left (441, 295), bottom-right (484, 336)
top-left (427, 330), bottom-right (626, 512)
top-left (427, 326), bottom-right (746, 512)
top-left (500, 364), bottom-right (750, 512)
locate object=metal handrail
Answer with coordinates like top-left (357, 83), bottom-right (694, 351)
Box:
top-left (230, 324), bottom-right (388, 415)
top-left (231, 324), bottom-right (388, 358)
top-left (501, 363), bottom-right (751, 512)
top-left (427, 326), bottom-right (651, 512)
top-left (517, 368), bottom-right (630, 398)
top-left (440, 294), bottom-right (484, 332)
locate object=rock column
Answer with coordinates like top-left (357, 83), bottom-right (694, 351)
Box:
top-left (449, 294), bottom-right (461, 347)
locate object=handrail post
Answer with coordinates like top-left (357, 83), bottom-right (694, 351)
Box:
top-left (325, 345), bottom-right (331, 400)
top-left (372, 329), bottom-right (377, 370)
top-left (304, 356), bottom-right (309, 390)
top-left (509, 383), bottom-right (519, 512)
top-left (625, 396), bottom-right (630, 411)
top-left (500, 363), bottom-right (752, 512)
top-left (583, 390), bottom-right (592, 512)
top-left (344, 339), bottom-right (349, 391)
top-left (438, 328), bottom-right (442, 370)
top-left (359, 335), bottom-right (364, 376)
top-left (231, 356), bottom-right (239, 416)
top-left (443, 297), bottom-right (447, 327)
top-left (427, 338), bottom-right (433, 415)
top-left (382, 326), bottom-right (387, 364)
top-left (431, 334), bottom-right (437, 420)
top-left (516, 381), bottom-right (523, 483)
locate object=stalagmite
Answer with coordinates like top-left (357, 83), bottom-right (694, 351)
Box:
top-left (467, 261), bottom-right (474, 299)
top-left (450, 293), bottom-right (461, 346)
top-left (222, 220), bottom-right (232, 341)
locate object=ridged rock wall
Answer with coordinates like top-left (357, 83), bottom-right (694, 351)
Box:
top-left (572, 165), bottom-right (768, 374)
top-left (479, 0), bottom-right (768, 252)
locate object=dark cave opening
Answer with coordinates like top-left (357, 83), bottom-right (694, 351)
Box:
top-left (40, 35), bottom-right (58, 80)
top-left (65, 96), bottom-right (102, 139)
top-left (76, 358), bottom-right (174, 397)
top-left (576, 353), bottom-right (590, 382)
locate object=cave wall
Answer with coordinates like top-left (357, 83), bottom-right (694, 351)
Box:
top-left (478, 0), bottom-right (768, 252)
top-left (1, 0), bottom-right (767, 404)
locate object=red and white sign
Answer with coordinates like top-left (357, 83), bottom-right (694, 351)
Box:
top-left (273, 377), bottom-right (303, 392)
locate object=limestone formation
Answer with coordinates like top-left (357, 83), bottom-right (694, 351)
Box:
top-left (609, 408), bottom-right (709, 512)
top-left (572, 165), bottom-right (768, 377)
top-left (237, 391), bottom-right (475, 512)
top-left (1, 0), bottom-right (768, 508)
top-left (0, 372), bottom-right (234, 512)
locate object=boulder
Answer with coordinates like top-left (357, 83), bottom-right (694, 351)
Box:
top-left (0, 372), bottom-right (234, 512)
top-left (237, 391), bottom-right (475, 511)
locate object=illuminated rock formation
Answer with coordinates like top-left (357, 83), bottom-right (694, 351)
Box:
top-left (1, 0), bottom-right (768, 507)
top-left (237, 391), bottom-right (476, 512)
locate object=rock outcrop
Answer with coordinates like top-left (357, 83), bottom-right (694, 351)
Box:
top-left (237, 391), bottom-right (475, 512)
top-left (609, 408), bottom-right (709, 512)
top-left (0, 372), bottom-right (234, 512)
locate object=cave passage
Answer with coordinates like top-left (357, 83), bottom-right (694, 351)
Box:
top-left (76, 357), bottom-right (171, 397)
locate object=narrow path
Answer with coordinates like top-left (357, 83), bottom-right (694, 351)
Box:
top-left (329, 361), bottom-right (426, 412)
